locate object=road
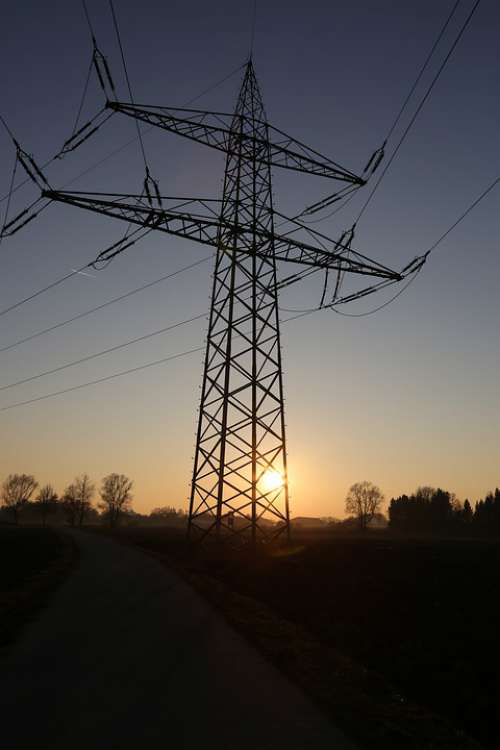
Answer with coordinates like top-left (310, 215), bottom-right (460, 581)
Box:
top-left (1, 529), bottom-right (358, 749)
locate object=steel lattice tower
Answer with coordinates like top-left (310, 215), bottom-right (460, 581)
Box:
top-left (16, 59), bottom-right (409, 547)
top-left (188, 63), bottom-right (289, 543)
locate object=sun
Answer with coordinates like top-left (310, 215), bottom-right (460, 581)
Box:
top-left (261, 469), bottom-right (285, 493)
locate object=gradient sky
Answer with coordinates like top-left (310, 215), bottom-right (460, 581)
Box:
top-left (1, 0), bottom-right (499, 517)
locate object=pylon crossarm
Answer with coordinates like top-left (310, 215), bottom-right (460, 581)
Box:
top-left (265, 121), bottom-right (363, 183)
top-left (270, 229), bottom-right (401, 279)
top-left (107, 100), bottom-right (364, 183)
top-left (326, 253), bottom-right (427, 307)
top-left (43, 189), bottom-right (226, 254)
top-left (44, 189), bottom-right (400, 279)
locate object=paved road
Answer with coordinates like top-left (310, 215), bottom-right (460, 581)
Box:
top-left (1, 530), bottom-right (358, 750)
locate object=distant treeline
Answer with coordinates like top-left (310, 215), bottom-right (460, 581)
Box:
top-left (389, 486), bottom-right (500, 535)
top-left (0, 472), bottom-right (187, 528)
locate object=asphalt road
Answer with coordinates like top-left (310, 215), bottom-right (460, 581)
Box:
top-left (1, 529), bottom-right (358, 749)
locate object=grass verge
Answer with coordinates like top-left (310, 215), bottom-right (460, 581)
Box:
top-left (0, 525), bottom-right (78, 647)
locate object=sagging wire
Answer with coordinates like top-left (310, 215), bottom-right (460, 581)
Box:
top-left (295, 0), bottom-right (465, 226)
top-left (58, 109), bottom-right (115, 158)
top-left (81, 0), bottom-right (116, 99)
top-left (0, 142), bottom-right (53, 239)
top-left (324, 223), bottom-right (356, 306)
top-left (355, 0), bottom-right (481, 225)
top-left (300, 143), bottom-right (386, 221)
top-left (57, 5), bottom-right (117, 158)
top-left (91, 224), bottom-right (152, 270)
top-left (0, 61), bottom-right (245, 213)
top-left (0, 256), bottom-right (212, 355)
top-left (279, 255), bottom-right (427, 317)
top-left (329, 263), bottom-right (424, 318)
top-left (70, 58), bottom-right (94, 137)
top-left (109, 0), bottom-right (149, 173)
top-left (275, 0), bottom-right (479, 312)
top-left (300, 189), bottom-right (358, 224)
top-left (0, 149), bottom-right (19, 245)
top-left (107, 0), bottom-right (165, 237)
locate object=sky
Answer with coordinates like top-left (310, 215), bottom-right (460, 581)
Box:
top-left (1, 0), bottom-right (499, 518)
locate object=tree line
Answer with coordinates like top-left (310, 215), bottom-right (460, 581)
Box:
top-left (343, 481), bottom-right (500, 537)
top-left (0, 473), bottom-right (135, 527)
top-left (388, 486), bottom-right (500, 535)
top-left (0, 472), bottom-right (189, 528)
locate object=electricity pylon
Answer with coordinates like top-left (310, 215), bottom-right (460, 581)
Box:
top-left (39, 60), bottom-right (402, 545)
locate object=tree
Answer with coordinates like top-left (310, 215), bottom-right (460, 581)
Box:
top-left (389, 486), bottom-right (462, 534)
top-left (98, 473), bottom-right (133, 527)
top-left (36, 484), bottom-right (58, 526)
top-left (462, 498), bottom-right (473, 524)
top-left (1, 474), bottom-right (38, 524)
top-left (63, 474), bottom-right (94, 527)
top-left (345, 481), bottom-right (384, 530)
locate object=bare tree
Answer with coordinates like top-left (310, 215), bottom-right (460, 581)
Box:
top-left (63, 474), bottom-right (94, 527)
top-left (99, 473), bottom-right (133, 527)
top-left (62, 483), bottom-right (78, 527)
top-left (345, 481), bottom-right (384, 530)
top-left (36, 484), bottom-right (58, 526)
top-left (1, 474), bottom-right (38, 524)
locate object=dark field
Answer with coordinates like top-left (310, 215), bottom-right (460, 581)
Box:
top-left (111, 527), bottom-right (498, 749)
top-left (0, 526), bottom-right (73, 645)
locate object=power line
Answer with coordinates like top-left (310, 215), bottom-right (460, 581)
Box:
top-left (329, 270), bottom-right (421, 318)
top-left (281, 168), bottom-right (500, 317)
top-left (6, 148), bottom-right (498, 414)
top-left (280, 0), bottom-right (484, 311)
top-left (108, 0), bottom-right (149, 171)
top-left (0, 150), bottom-right (18, 244)
top-left (0, 311), bottom-right (207, 393)
top-left (70, 57), bottom-right (94, 138)
top-left (268, 3), bottom-right (472, 292)
top-left (0, 112), bottom-right (16, 142)
top-left (0, 255), bottom-right (211, 354)
top-left (293, 1), bottom-right (462, 226)
top-left (81, 0), bottom-right (97, 43)
top-left (0, 264), bottom-right (92, 319)
top-left (422, 173), bottom-right (500, 258)
top-left (355, 0), bottom-right (482, 224)
top-left (0, 308), bottom-right (317, 413)
top-left (0, 62), bottom-right (245, 208)
top-left (0, 346), bottom-right (205, 413)
top-left (0, 64), bottom-right (245, 321)
top-left (385, 0), bottom-right (462, 144)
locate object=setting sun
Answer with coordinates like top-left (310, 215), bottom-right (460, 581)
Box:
top-left (261, 469), bottom-right (285, 493)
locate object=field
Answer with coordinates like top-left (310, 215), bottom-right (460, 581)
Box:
top-left (0, 525), bottom-right (75, 646)
top-left (109, 527), bottom-right (498, 749)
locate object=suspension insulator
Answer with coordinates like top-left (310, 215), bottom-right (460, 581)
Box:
top-left (363, 140), bottom-right (386, 175)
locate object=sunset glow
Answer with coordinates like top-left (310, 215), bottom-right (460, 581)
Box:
top-left (261, 469), bottom-right (284, 494)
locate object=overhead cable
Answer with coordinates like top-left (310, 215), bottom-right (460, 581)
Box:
top-left (0, 62), bottom-right (245, 208)
top-left (109, 0), bottom-right (149, 171)
top-left (0, 312), bottom-right (207, 393)
top-left (297, 0), bottom-right (464, 224)
top-left (355, 0), bottom-right (482, 224)
top-left (0, 255), bottom-right (212, 354)
top-left (282, 169), bottom-right (500, 317)
top-left (0, 307), bottom-right (317, 413)
top-left (0, 346), bottom-right (205, 413)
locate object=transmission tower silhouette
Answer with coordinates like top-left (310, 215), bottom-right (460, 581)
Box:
top-left (18, 59), bottom-right (404, 545)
